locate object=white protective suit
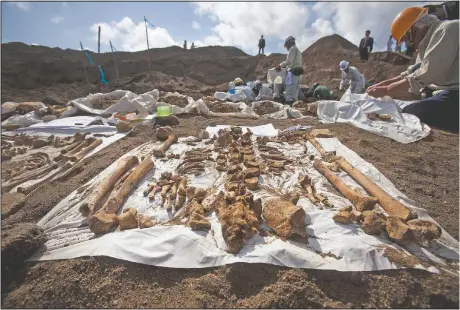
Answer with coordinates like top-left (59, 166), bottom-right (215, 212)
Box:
top-left (340, 66), bottom-right (366, 93)
top-left (406, 20), bottom-right (459, 93)
top-left (280, 45), bottom-right (303, 102)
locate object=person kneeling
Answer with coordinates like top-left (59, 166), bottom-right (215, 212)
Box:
top-left (366, 7), bottom-right (459, 132)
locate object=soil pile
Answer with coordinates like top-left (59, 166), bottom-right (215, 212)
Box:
top-left (1, 34), bottom-right (419, 104)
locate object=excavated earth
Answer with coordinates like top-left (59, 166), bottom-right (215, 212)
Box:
top-left (1, 35), bottom-right (459, 308)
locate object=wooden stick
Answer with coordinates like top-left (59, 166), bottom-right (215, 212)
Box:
top-left (79, 155), bottom-right (139, 217)
top-left (314, 160), bottom-right (377, 211)
top-left (110, 41), bottom-right (120, 80)
top-left (336, 157), bottom-right (414, 220)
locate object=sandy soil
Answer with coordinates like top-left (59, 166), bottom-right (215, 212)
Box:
top-left (1, 116), bottom-right (459, 308)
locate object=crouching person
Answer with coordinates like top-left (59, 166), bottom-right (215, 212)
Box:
top-left (366, 7), bottom-right (459, 132)
top-left (339, 60), bottom-right (366, 94)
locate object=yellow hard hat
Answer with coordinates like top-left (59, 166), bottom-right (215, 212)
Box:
top-left (234, 78), bottom-right (244, 86)
top-left (391, 7), bottom-right (428, 43)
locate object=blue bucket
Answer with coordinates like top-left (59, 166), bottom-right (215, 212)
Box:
top-left (228, 88), bottom-right (236, 95)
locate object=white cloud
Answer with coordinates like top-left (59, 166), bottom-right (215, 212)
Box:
top-left (51, 16), bottom-right (64, 24)
top-left (8, 2), bottom-right (31, 11)
top-left (192, 2), bottom-right (427, 54)
top-left (89, 17), bottom-right (178, 52)
top-left (192, 21), bottom-right (201, 30)
top-left (31, 43), bottom-right (39, 46)
top-left (193, 2), bottom-right (310, 54)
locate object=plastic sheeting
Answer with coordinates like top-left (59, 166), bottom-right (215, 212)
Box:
top-left (317, 89), bottom-right (430, 144)
top-left (2, 116), bottom-right (128, 194)
top-left (29, 125), bottom-right (458, 272)
top-left (69, 90), bottom-right (159, 116)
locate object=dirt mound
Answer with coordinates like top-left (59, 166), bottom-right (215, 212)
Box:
top-left (303, 34), bottom-right (358, 54)
top-left (1, 34), bottom-right (418, 104)
top-left (1, 223), bottom-right (46, 285)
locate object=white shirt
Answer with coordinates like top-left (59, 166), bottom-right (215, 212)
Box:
top-left (406, 20), bottom-right (459, 92)
top-left (280, 45), bottom-right (302, 70)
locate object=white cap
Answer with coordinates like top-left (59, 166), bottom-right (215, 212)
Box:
top-left (339, 60), bottom-right (349, 70)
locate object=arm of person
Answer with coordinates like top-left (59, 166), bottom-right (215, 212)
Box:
top-left (339, 72), bottom-right (349, 90)
top-left (369, 38), bottom-right (374, 52)
top-left (280, 47), bottom-right (295, 68)
top-left (406, 22), bottom-right (459, 93)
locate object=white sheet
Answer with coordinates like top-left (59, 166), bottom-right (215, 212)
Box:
top-left (29, 125), bottom-right (459, 272)
top-left (2, 116), bottom-right (128, 193)
top-left (317, 90), bottom-right (430, 144)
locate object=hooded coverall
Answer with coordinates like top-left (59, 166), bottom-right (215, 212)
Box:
top-left (280, 44), bottom-right (303, 102)
top-left (402, 20), bottom-right (459, 131)
top-left (339, 66), bottom-right (366, 93)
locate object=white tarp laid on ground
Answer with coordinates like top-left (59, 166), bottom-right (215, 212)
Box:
top-left (316, 90), bottom-right (430, 144)
top-left (2, 116), bottom-right (128, 193)
top-left (29, 125), bottom-right (458, 272)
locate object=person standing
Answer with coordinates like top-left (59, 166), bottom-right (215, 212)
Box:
top-left (359, 30), bottom-right (374, 60)
top-left (387, 35), bottom-right (393, 51)
top-left (258, 35), bottom-right (266, 55)
top-left (274, 36), bottom-right (303, 104)
top-left (191, 42), bottom-right (195, 49)
top-left (183, 40), bottom-right (187, 50)
top-left (395, 41), bottom-right (402, 53)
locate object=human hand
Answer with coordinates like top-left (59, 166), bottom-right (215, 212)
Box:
top-left (275, 65), bottom-right (281, 72)
top-left (366, 86), bottom-right (388, 98)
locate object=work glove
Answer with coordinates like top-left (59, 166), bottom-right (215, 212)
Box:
top-left (275, 65), bottom-right (281, 72)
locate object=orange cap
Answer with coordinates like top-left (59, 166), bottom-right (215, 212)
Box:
top-left (391, 7), bottom-right (428, 43)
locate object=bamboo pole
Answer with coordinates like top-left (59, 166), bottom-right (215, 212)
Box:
top-left (110, 41), bottom-right (120, 80)
top-left (144, 16), bottom-right (151, 78)
top-left (98, 26), bottom-right (101, 54)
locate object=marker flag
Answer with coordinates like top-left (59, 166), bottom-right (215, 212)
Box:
top-left (80, 41), bottom-right (94, 65)
top-left (98, 65), bottom-right (108, 85)
top-left (144, 17), bottom-right (155, 28)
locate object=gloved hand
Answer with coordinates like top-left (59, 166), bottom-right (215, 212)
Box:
top-left (275, 65), bottom-right (281, 72)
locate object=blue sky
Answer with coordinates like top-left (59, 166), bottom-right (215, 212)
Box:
top-left (2, 1), bottom-right (429, 55)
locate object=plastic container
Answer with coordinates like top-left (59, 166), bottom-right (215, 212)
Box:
top-left (228, 88), bottom-right (236, 95)
top-left (157, 105), bottom-right (172, 117)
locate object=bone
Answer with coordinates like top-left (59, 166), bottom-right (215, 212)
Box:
top-left (148, 185), bottom-right (162, 200)
top-left (154, 134), bottom-right (178, 158)
top-left (60, 139), bottom-right (85, 154)
top-left (98, 156), bottom-right (154, 214)
top-left (306, 134), bottom-right (337, 162)
top-left (17, 162), bottom-right (72, 196)
top-left (314, 160), bottom-right (377, 212)
top-left (263, 198), bottom-right (307, 239)
top-left (118, 208), bottom-right (139, 231)
top-left (67, 138), bottom-right (103, 162)
top-left (79, 155), bottom-right (139, 217)
top-left (54, 140), bottom-right (88, 161)
top-left (336, 157), bottom-right (415, 220)
top-left (2, 163), bottom-right (59, 192)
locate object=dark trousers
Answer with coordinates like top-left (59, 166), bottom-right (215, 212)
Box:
top-left (258, 47), bottom-right (264, 55)
top-left (406, 46), bottom-right (413, 57)
top-left (359, 48), bottom-right (369, 60)
top-left (402, 90), bottom-right (459, 132)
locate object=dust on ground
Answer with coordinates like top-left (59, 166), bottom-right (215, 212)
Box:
top-left (1, 116), bottom-right (459, 308)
